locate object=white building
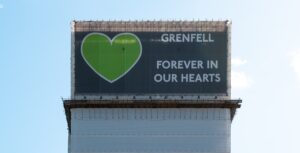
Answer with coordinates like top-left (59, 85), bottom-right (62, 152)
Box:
top-left (64, 100), bottom-right (241, 153)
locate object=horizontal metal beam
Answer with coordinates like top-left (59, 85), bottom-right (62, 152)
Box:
top-left (63, 99), bottom-right (241, 133)
top-left (72, 20), bottom-right (230, 32)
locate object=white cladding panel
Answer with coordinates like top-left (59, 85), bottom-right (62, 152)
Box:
top-left (70, 108), bottom-right (231, 153)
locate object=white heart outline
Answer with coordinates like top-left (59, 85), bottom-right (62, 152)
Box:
top-left (81, 32), bottom-right (143, 83)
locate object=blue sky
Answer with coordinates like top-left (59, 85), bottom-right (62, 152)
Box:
top-left (1, 0), bottom-right (300, 153)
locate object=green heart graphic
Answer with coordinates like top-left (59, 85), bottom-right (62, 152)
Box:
top-left (81, 33), bottom-right (142, 83)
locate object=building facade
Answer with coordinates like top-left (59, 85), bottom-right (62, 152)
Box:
top-left (64, 21), bottom-right (241, 153)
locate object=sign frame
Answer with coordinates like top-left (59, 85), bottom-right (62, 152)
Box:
top-left (70, 21), bottom-right (231, 100)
